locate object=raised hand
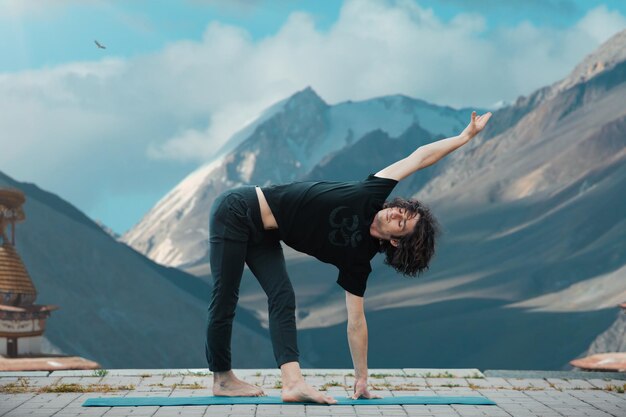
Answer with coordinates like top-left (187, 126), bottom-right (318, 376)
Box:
top-left (462, 111), bottom-right (492, 139)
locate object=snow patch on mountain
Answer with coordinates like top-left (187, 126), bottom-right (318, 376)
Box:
top-left (238, 151), bottom-right (259, 183)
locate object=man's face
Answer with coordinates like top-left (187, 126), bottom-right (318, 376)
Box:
top-left (374, 206), bottom-right (419, 241)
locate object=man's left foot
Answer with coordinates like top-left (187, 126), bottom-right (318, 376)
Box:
top-left (213, 371), bottom-right (266, 397)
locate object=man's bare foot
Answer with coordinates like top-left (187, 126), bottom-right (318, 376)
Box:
top-left (282, 380), bottom-right (337, 404)
top-left (212, 371), bottom-right (265, 397)
top-left (279, 361), bottom-right (337, 404)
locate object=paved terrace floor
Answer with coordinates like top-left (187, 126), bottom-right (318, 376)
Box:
top-left (1, 368), bottom-right (625, 417)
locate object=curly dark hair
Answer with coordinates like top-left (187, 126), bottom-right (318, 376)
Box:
top-left (378, 197), bottom-right (441, 276)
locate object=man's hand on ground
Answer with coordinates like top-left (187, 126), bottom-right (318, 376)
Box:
top-left (349, 378), bottom-right (383, 399)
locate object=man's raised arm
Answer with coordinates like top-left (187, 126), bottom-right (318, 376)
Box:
top-left (375, 111), bottom-right (492, 182)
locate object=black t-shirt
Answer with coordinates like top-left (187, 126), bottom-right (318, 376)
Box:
top-left (262, 174), bottom-right (398, 296)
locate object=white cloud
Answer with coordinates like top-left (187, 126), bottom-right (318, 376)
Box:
top-left (577, 5), bottom-right (626, 44)
top-left (0, 0), bottom-right (624, 232)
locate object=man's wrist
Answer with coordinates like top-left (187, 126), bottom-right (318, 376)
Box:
top-left (459, 131), bottom-right (473, 143)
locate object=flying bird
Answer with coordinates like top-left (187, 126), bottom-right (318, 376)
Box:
top-left (94, 40), bottom-right (106, 49)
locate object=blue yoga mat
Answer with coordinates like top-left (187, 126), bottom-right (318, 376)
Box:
top-left (83, 395), bottom-right (496, 407)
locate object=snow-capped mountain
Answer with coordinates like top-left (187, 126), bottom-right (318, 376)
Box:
top-left (122, 88), bottom-right (474, 268)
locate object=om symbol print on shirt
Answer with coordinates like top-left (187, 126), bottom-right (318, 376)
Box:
top-left (328, 206), bottom-right (362, 248)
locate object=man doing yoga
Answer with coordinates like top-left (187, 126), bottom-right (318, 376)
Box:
top-left (206, 111), bottom-right (492, 404)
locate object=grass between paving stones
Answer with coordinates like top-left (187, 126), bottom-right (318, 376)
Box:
top-left (160, 371), bottom-right (212, 377)
top-left (319, 381), bottom-right (349, 391)
top-left (0, 378), bottom-right (135, 394)
top-left (304, 371), bottom-right (484, 379)
top-left (149, 382), bottom-right (206, 390)
top-left (92, 369), bottom-right (109, 377)
top-left (409, 371), bottom-right (456, 378)
top-left (369, 373), bottom-right (393, 379)
top-left (0, 378), bottom-right (29, 393)
top-left (185, 371), bottom-right (212, 377)
top-left (510, 386), bottom-right (549, 391)
top-left (604, 383), bottom-right (626, 393)
top-left (547, 381), bottom-right (560, 390)
top-left (0, 378), bottom-right (212, 394)
top-left (40, 383), bottom-right (136, 393)
top-left (385, 384), bottom-right (422, 391)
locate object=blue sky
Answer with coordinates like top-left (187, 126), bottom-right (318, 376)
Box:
top-left (0, 0), bottom-right (625, 235)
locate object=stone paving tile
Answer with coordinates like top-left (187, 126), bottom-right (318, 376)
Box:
top-left (168, 389), bottom-right (209, 397)
top-left (98, 369), bottom-right (170, 376)
top-left (403, 369), bottom-right (484, 378)
top-left (0, 376), bottom-right (59, 389)
top-left (49, 370), bottom-right (100, 377)
top-left (306, 376), bottom-right (332, 385)
top-left (245, 368), bottom-right (282, 376)
top-left (262, 374), bottom-right (283, 385)
top-left (303, 369), bottom-right (355, 375)
top-left (207, 403), bottom-right (257, 415)
top-left (159, 376), bottom-right (185, 386)
top-left (135, 376), bottom-right (164, 387)
top-left (184, 368), bottom-right (212, 375)
top-left (179, 375), bottom-right (211, 387)
top-left (240, 375), bottom-right (263, 385)
top-left (382, 376), bottom-right (409, 383)
top-left (463, 378), bottom-right (513, 389)
top-left (0, 378), bottom-right (19, 384)
top-left (503, 378), bottom-right (553, 389)
top-left (232, 369), bottom-right (264, 377)
top-left (100, 407), bottom-right (159, 416)
top-left (432, 388), bottom-right (479, 395)
top-left (1, 393), bottom-right (81, 416)
top-left (586, 379), bottom-right (626, 390)
top-left (586, 379), bottom-right (614, 389)
top-left (404, 404), bottom-right (459, 416)
top-left (462, 380), bottom-right (495, 390)
top-left (94, 377), bottom-right (142, 386)
top-left (567, 390), bottom-right (626, 417)
top-left (133, 386), bottom-right (171, 394)
top-left (152, 405), bottom-right (206, 416)
top-left (425, 378), bottom-right (469, 388)
top-left (54, 376), bottom-right (103, 385)
top-left (524, 390), bottom-right (626, 417)
top-left (0, 371), bottom-right (48, 378)
top-left (545, 378), bottom-right (597, 390)
top-left (408, 389), bottom-right (440, 395)
top-left (451, 403), bottom-right (500, 416)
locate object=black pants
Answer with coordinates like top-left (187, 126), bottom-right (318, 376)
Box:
top-left (205, 186), bottom-right (299, 371)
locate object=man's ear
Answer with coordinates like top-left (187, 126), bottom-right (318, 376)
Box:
top-left (390, 239), bottom-right (400, 248)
